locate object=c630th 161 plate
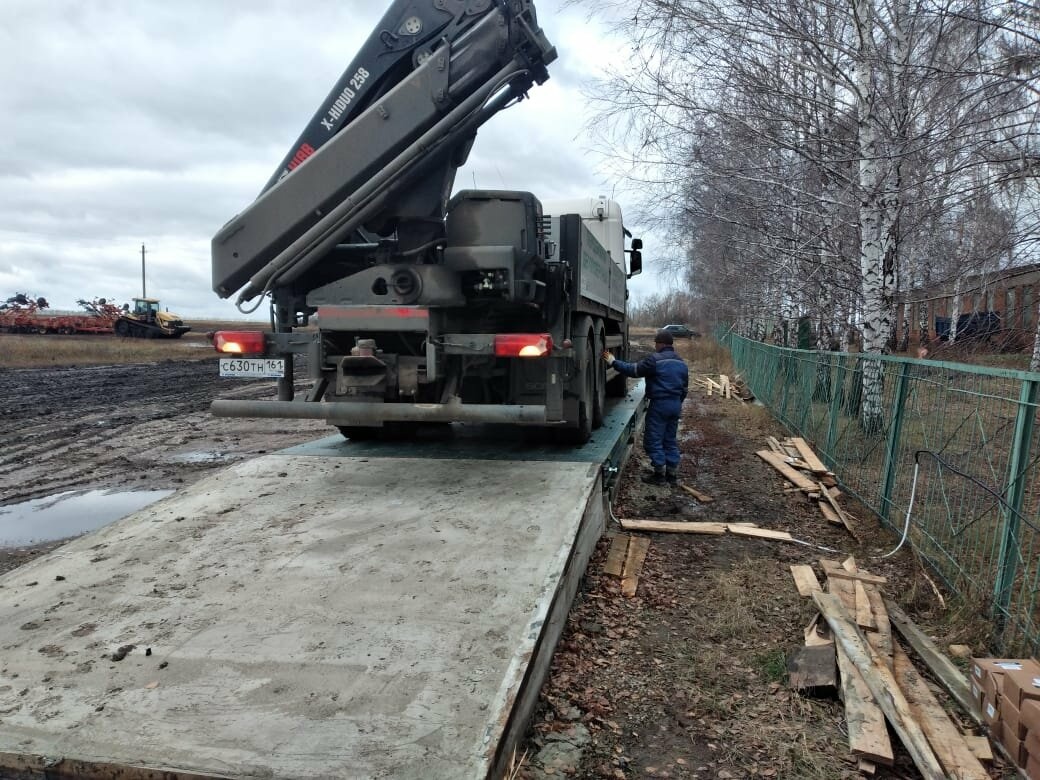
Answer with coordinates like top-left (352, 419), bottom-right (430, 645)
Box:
top-left (219, 358), bottom-right (285, 378)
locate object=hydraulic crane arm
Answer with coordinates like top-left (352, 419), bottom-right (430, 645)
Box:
top-left (213, 0), bottom-right (556, 305)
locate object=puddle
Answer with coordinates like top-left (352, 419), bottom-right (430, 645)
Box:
top-left (170, 451), bottom-right (230, 464)
top-left (0, 489), bottom-right (173, 547)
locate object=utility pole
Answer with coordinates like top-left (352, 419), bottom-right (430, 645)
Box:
top-left (141, 243), bottom-right (147, 298)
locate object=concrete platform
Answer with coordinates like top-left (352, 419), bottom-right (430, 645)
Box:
top-left (0, 387), bottom-right (645, 779)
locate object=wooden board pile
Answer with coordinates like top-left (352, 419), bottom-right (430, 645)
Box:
top-left (692, 373), bottom-right (753, 402)
top-left (789, 557), bottom-right (992, 779)
top-left (756, 436), bottom-right (858, 540)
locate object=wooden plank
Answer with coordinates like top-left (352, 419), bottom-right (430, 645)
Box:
top-left (885, 600), bottom-right (977, 721)
top-left (892, 645), bottom-right (990, 780)
top-left (818, 500), bottom-right (843, 524)
top-left (618, 519), bottom-right (726, 534)
top-left (787, 644), bottom-right (837, 691)
top-left (834, 633), bottom-right (895, 764)
top-left (790, 564), bottom-right (823, 596)
top-left (804, 613), bottom-right (833, 647)
top-left (963, 735), bottom-right (993, 762)
top-left (842, 555), bottom-right (858, 572)
top-left (855, 580), bottom-right (877, 631)
top-left (814, 592), bottom-right (945, 779)
top-left (857, 759), bottom-right (877, 775)
top-left (790, 437), bottom-right (830, 474)
top-left (821, 485), bottom-right (859, 540)
top-left (603, 534), bottom-right (629, 576)
top-left (679, 484), bottom-right (715, 503)
top-left (727, 525), bottom-right (793, 541)
top-left (766, 436), bottom-right (786, 454)
top-left (757, 450), bottom-right (819, 491)
top-left (865, 586), bottom-right (894, 671)
top-left (620, 537), bottom-right (651, 597)
top-left (820, 559), bottom-right (887, 585)
top-left (826, 576), bottom-right (892, 762)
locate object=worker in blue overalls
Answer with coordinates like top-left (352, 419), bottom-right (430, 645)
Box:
top-left (603, 330), bottom-right (689, 485)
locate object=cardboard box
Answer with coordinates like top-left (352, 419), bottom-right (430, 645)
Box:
top-left (984, 695), bottom-right (1001, 728)
top-left (1003, 692), bottom-right (1027, 741)
top-left (971, 678), bottom-right (984, 713)
top-left (1026, 752), bottom-right (1040, 780)
top-left (985, 673), bottom-right (1002, 723)
top-left (972, 658), bottom-right (1036, 686)
top-left (1006, 667), bottom-right (1040, 711)
top-left (1025, 700), bottom-right (1040, 741)
top-left (1026, 720), bottom-right (1040, 757)
top-left (1002, 721), bottom-right (1029, 767)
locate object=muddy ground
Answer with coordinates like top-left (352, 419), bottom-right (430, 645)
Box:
top-left (0, 339), bottom-right (1012, 778)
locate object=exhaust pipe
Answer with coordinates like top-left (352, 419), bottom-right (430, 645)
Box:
top-left (211, 399), bottom-right (548, 425)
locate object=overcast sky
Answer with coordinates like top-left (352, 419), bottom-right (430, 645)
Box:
top-left (0, 0), bottom-right (668, 320)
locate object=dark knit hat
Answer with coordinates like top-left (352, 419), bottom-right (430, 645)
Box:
top-left (654, 329), bottom-right (674, 345)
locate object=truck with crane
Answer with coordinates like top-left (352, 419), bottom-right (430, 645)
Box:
top-left (210, 0), bottom-right (642, 443)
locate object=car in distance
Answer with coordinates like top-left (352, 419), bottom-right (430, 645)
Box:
top-left (661, 324), bottom-right (697, 338)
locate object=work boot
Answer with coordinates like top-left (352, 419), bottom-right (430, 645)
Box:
top-left (665, 467), bottom-right (678, 485)
top-left (642, 466), bottom-right (666, 486)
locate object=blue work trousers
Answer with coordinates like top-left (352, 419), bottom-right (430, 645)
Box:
top-left (644, 397), bottom-right (682, 468)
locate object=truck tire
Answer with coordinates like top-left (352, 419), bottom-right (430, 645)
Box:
top-left (593, 320), bottom-right (606, 427)
top-left (561, 316), bottom-right (594, 445)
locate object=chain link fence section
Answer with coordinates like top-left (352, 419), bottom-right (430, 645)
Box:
top-left (720, 330), bottom-right (1040, 655)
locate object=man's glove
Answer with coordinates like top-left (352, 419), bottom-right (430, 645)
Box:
top-left (602, 350), bottom-right (616, 366)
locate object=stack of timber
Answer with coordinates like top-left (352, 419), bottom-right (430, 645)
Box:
top-left (788, 558), bottom-right (992, 778)
top-left (692, 374), bottom-right (753, 402)
top-left (757, 436), bottom-right (858, 540)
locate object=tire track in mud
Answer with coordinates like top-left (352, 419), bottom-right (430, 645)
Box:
top-left (0, 359), bottom-right (325, 505)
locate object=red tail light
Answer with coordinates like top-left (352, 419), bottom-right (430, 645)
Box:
top-left (214, 331), bottom-right (266, 355)
top-left (494, 333), bottom-right (553, 358)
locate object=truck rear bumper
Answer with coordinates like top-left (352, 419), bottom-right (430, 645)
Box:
top-left (211, 399), bottom-right (549, 425)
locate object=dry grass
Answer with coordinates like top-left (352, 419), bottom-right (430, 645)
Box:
top-left (0, 321), bottom-right (267, 369)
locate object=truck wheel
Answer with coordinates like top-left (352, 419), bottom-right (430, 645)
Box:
top-left (561, 317), bottom-right (594, 445)
top-left (592, 320), bottom-right (606, 427)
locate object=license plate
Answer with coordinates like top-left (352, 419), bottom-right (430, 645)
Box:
top-left (219, 358), bottom-right (285, 378)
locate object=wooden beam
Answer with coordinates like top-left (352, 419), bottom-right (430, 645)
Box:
top-left (865, 586), bottom-right (894, 671)
top-left (892, 645), bottom-right (990, 779)
top-left (814, 593), bottom-right (946, 779)
top-left (885, 600), bottom-right (977, 721)
top-left (679, 484), bottom-right (715, 503)
top-left (603, 534), bottom-right (629, 576)
top-left (620, 537), bottom-right (651, 597)
top-left (790, 564), bottom-right (823, 596)
top-left (820, 559), bottom-right (887, 585)
top-left (818, 501), bottom-right (843, 525)
top-left (618, 519), bottom-right (726, 534)
top-left (727, 525), bottom-right (793, 541)
top-left (963, 735), bottom-right (993, 762)
top-left (790, 437), bottom-right (831, 474)
top-left (788, 644), bottom-right (837, 691)
top-left (834, 634), bottom-right (895, 764)
top-left (756, 450), bottom-right (819, 492)
top-left (855, 580), bottom-right (877, 632)
top-left (766, 436), bottom-right (786, 454)
top-left (820, 484), bottom-right (859, 540)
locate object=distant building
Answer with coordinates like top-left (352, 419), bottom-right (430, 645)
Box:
top-left (896, 262), bottom-right (1040, 350)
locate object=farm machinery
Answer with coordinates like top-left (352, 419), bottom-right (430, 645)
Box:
top-left (0, 293), bottom-right (191, 338)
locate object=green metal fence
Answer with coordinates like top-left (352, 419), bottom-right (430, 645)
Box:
top-left (721, 331), bottom-right (1040, 655)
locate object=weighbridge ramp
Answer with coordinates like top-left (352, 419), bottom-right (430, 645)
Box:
top-left (0, 385), bottom-right (645, 779)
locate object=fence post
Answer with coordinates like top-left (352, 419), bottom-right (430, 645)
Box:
top-left (824, 353), bottom-right (844, 470)
top-left (994, 377), bottom-right (1040, 626)
top-left (879, 360), bottom-right (912, 523)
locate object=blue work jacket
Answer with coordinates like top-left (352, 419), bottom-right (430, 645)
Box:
top-left (612, 346), bottom-right (689, 402)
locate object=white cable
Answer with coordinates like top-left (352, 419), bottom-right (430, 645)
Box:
top-left (877, 460), bottom-right (919, 559)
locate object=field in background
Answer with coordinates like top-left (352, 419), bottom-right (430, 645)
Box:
top-left (0, 321), bottom-right (268, 369)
